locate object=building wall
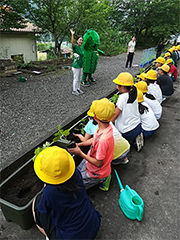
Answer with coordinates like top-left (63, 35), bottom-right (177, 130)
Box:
top-left (0, 33), bottom-right (37, 62)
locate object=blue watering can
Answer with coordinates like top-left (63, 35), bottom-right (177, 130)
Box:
top-left (114, 170), bottom-right (144, 221)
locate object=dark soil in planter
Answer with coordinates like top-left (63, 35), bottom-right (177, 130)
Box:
top-left (1, 167), bottom-right (43, 207)
top-left (1, 119), bottom-right (90, 207)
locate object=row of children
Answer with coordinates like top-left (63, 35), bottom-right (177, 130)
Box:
top-left (31, 47), bottom-right (179, 240)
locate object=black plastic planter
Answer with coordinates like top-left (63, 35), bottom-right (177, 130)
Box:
top-left (0, 159), bottom-right (39, 230)
top-left (0, 139), bottom-right (75, 230)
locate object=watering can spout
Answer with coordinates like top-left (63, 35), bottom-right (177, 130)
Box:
top-left (114, 170), bottom-right (124, 190)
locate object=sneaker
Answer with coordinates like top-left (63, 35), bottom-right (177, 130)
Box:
top-left (81, 81), bottom-right (90, 87)
top-left (139, 132), bottom-right (144, 147)
top-left (89, 78), bottom-right (96, 84)
top-left (77, 89), bottom-right (84, 94)
top-left (72, 91), bottom-right (79, 96)
top-left (99, 174), bottom-right (111, 191)
top-left (136, 134), bottom-right (143, 152)
top-left (119, 157), bottom-right (129, 165)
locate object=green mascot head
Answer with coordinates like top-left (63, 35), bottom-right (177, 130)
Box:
top-left (83, 29), bottom-right (100, 51)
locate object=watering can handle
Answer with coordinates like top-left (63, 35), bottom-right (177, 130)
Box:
top-left (114, 170), bottom-right (124, 190)
top-left (137, 205), bottom-right (144, 221)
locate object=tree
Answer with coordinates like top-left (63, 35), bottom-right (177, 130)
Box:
top-left (22, 0), bottom-right (112, 55)
top-left (111, 0), bottom-right (180, 45)
top-left (0, 0), bottom-right (29, 30)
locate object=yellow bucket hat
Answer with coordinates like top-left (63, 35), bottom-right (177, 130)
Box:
top-left (168, 48), bottom-right (173, 53)
top-left (137, 90), bottom-right (144, 103)
top-left (145, 69), bottom-right (157, 80)
top-left (154, 57), bottom-right (165, 64)
top-left (158, 64), bottom-right (170, 73)
top-left (113, 72), bottom-right (134, 86)
top-left (93, 98), bottom-right (115, 122)
top-left (165, 59), bottom-right (173, 65)
top-left (87, 101), bottom-right (95, 117)
top-left (135, 81), bottom-right (148, 93)
top-left (136, 72), bottom-right (146, 81)
top-left (34, 146), bottom-right (75, 184)
top-left (164, 52), bottom-right (171, 57)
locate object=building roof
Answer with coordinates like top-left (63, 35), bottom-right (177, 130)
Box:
top-left (5, 21), bottom-right (42, 33)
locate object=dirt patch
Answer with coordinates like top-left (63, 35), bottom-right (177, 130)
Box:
top-left (1, 167), bottom-right (43, 207)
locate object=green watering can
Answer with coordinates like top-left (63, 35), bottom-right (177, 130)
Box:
top-left (114, 170), bottom-right (144, 221)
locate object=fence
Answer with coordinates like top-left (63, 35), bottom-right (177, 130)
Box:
top-left (139, 47), bottom-right (156, 68)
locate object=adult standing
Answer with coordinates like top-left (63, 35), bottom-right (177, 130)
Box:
top-left (156, 40), bottom-right (168, 58)
top-left (125, 36), bottom-right (136, 69)
top-left (70, 29), bottom-right (84, 96)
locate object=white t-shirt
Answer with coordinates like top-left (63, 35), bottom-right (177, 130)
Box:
top-left (128, 40), bottom-right (136, 53)
top-left (140, 102), bottom-right (159, 131)
top-left (144, 96), bottom-right (162, 120)
top-left (147, 82), bottom-right (163, 104)
top-left (115, 93), bottom-right (140, 134)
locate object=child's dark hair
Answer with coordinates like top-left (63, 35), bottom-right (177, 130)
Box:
top-left (127, 85), bottom-right (137, 103)
top-left (145, 93), bottom-right (156, 100)
top-left (138, 103), bottom-right (149, 114)
top-left (76, 35), bottom-right (83, 41)
top-left (56, 170), bottom-right (82, 198)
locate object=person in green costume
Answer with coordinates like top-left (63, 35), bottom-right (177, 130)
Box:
top-left (81, 29), bottom-right (104, 87)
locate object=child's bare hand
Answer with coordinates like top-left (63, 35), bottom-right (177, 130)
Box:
top-left (68, 146), bottom-right (81, 155)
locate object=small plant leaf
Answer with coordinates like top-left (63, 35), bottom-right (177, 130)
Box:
top-left (62, 129), bottom-right (70, 137)
top-left (53, 136), bottom-right (60, 142)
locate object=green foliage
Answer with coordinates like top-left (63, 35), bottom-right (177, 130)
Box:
top-left (100, 29), bottom-right (130, 56)
top-left (0, 0), bottom-right (29, 30)
top-left (79, 119), bottom-right (87, 135)
top-left (110, 94), bottom-right (118, 104)
top-left (32, 141), bottom-right (51, 162)
top-left (139, 68), bottom-right (145, 74)
top-left (111, 0), bottom-right (179, 47)
top-left (53, 125), bottom-right (70, 142)
top-left (17, 62), bottom-right (36, 69)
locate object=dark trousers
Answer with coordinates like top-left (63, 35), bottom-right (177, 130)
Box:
top-left (125, 52), bottom-right (134, 68)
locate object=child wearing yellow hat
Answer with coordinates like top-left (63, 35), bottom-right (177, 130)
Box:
top-left (157, 64), bottom-right (174, 100)
top-left (145, 69), bottom-right (163, 104)
top-left (111, 72), bottom-right (143, 152)
top-left (32, 146), bottom-right (101, 240)
top-left (75, 103), bottom-right (131, 165)
top-left (166, 58), bottom-right (178, 81)
top-left (137, 90), bottom-right (159, 138)
top-left (68, 98), bottom-right (115, 191)
top-left (135, 81), bottom-right (162, 120)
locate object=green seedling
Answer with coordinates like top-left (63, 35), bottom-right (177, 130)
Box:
top-left (139, 68), bottom-right (145, 74)
top-left (111, 94), bottom-right (118, 104)
top-left (53, 125), bottom-right (70, 142)
top-left (79, 119), bottom-right (87, 135)
top-left (32, 141), bottom-right (51, 162)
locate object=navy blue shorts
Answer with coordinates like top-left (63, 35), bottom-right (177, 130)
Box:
top-left (122, 123), bottom-right (142, 142)
top-left (34, 193), bottom-right (57, 240)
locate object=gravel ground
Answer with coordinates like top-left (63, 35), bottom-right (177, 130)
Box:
top-left (1, 51), bottom-right (143, 170)
top-left (0, 51), bottom-right (179, 240)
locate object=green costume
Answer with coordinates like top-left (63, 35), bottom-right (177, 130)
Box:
top-left (81, 29), bottom-right (103, 85)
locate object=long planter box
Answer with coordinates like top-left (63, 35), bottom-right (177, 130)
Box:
top-left (0, 139), bottom-right (76, 230)
top-left (0, 159), bottom-right (39, 230)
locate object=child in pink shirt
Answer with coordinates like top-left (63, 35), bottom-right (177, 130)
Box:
top-left (68, 98), bottom-right (115, 191)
